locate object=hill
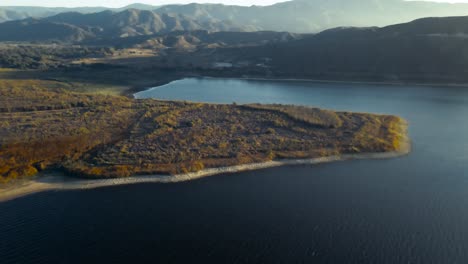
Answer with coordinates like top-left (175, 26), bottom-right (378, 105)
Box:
top-left (217, 16), bottom-right (468, 83)
top-left (106, 30), bottom-right (302, 49)
top-left (0, 4), bottom-right (159, 23)
top-left (155, 0), bottom-right (468, 33)
top-left (0, 9), bottom-right (31, 22)
top-left (0, 9), bottom-right (255, 43)
top-left (3, 0), bottom-right (468, 33)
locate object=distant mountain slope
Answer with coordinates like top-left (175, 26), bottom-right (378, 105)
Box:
top-left (0, 4), bottom-right (162, 23)
top-left (221, 16), bottom-right (468, 83)
top-left (3, 0), bottom-right (468, 32)
top-left (4, 0), bottom-right (468, 32)
top-left (112, 30), bottom-right (302, 50)
top-left (0, 7), bottom-right (104, 23)
top-left (0, 9), bottom-right (30, 22)
top-left (0, 18), bottom-right (93, 42)
top-left (155, 0), bottom-right (468, 33)
top-left (0, 9), bottom-right (256, 42)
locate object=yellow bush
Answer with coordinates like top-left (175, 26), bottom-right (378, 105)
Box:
top-left (189, 161), bottom-right (205, 172)
top-left (23, 166), bottom-right (38, 177)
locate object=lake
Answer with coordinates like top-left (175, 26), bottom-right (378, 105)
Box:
top-left (2, 78), bottom-right (468, 263)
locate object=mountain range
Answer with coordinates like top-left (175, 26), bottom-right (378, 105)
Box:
top-left (0, 4), bottom-right (159, 23)
top-left (3, 0), bottom-right (468, 33)
top-left (2, 1), bottom-right (468, 83)
top-left (0, 9), bottom-right (257, 42)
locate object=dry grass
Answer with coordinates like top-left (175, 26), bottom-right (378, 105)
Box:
top-left (0, 79), bottom-right (409, 182)
top-left (244, 104), bottom-right (343, 128)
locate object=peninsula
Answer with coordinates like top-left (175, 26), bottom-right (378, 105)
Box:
top-left (0, 79), bottom-right (410, 187)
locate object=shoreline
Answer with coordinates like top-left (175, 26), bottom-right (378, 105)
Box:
top-left (133, 75), bottom-right (468, 97)
top-left (216, 76), bottom-right (468, 88)
top-left (0, 149), bottom-right (409, 203)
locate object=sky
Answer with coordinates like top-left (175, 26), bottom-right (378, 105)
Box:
top-left (0, 0), bottom-right (467, 8)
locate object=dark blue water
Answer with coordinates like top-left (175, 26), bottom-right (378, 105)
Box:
top-left (2, 78), bottom-right (468, 263)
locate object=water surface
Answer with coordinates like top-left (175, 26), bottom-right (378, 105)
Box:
top-left (2, 78), bottom-right (468, 263)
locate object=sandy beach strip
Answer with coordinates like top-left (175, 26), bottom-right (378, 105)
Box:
top-left (0, 148), bottom-right (410, 203)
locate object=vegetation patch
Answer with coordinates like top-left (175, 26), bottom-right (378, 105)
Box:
top-left (244, 104), bottom-right (343, 128)
top-left (0, 79), bottom-right (409, 183)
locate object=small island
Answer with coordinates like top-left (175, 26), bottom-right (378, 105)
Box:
top-left (0, 79), bottom-right (409, 199)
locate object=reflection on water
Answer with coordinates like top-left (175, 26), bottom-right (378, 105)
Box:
top-left (2, 78), bottom-right (468, 263)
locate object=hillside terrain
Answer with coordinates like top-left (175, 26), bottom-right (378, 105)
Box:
top-left (0, 30), bottom-right (300, 69)
top-left (140, 0), bottom-right (468, 33)
top-left (0, 9), bottom-right (256, 43)
top-left (3, 15), bottom-right (468, 85)
top-left (210, 16), bottom-right (468, 84)
top-left (3, 0), bottom-right (468, 33)
top-left (0, 4), bottom-right (159, 23)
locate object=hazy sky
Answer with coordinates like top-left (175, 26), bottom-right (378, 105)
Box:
top-left (0, 0), bottom-right (467, 8)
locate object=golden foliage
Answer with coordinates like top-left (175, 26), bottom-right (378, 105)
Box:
top-left (0, 79), bottom-right (409, 182)
top-left (244, 104), bottom-right (343, 128)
